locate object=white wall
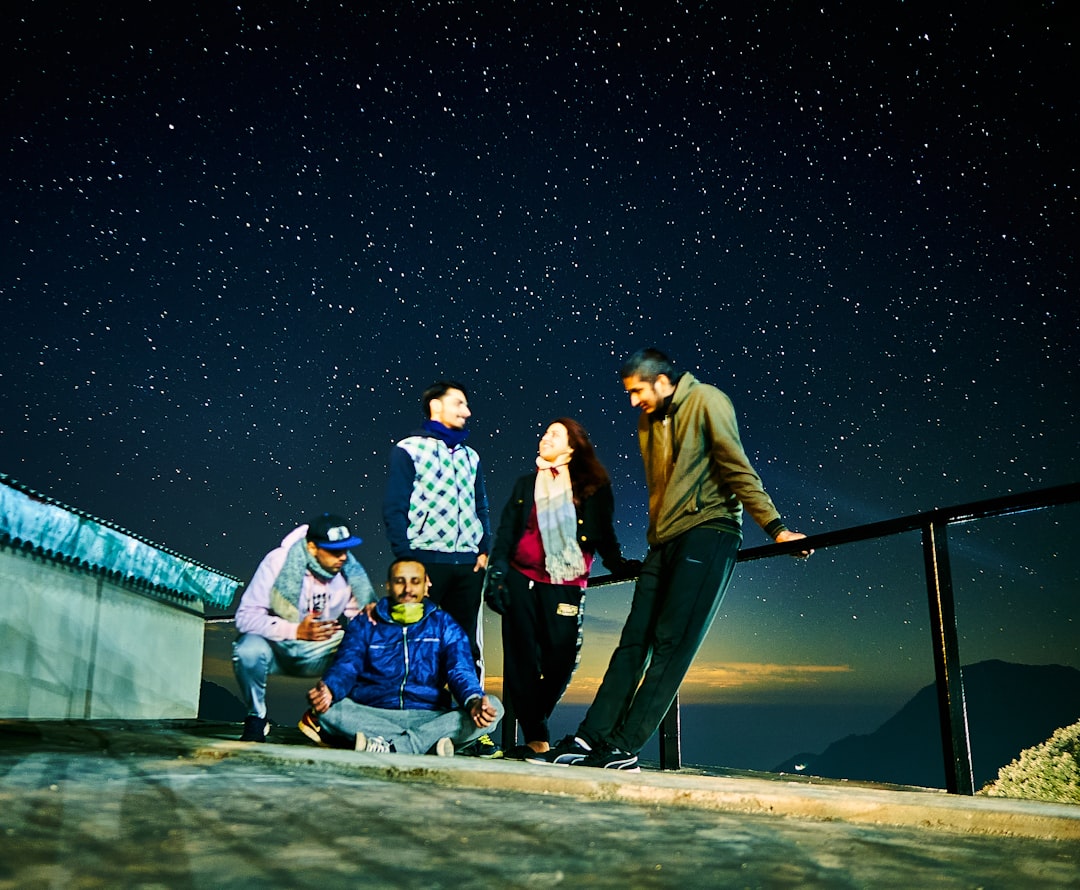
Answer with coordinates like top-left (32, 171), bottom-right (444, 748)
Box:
top-left (0, 544), bottom-right (204, 719)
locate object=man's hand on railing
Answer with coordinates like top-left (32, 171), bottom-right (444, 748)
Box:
top-left (776, 529), bottom-right (813, 558)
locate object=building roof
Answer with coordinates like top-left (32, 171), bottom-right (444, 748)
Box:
top-left (0, 473), bottom-right (239, 608)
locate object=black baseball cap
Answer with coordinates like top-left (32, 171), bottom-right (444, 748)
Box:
top-left (305, 513), bottom-right (363, 550)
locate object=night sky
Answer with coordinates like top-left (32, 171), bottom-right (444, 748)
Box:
top-left (4, 2), bottom-right (1077, 764)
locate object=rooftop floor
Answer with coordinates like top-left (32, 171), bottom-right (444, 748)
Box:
top-left (1, 719), bottom-right (1077, 888)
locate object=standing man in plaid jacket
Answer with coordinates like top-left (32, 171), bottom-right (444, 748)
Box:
top-left (383, 381), bottom-right (492, 679)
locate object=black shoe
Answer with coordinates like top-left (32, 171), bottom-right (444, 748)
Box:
top-left (459, 733), bottom-right (503, 759)
top-left (505, 744), bottom-right (543, 760)
top-left (576, 745), bottom-right (640, 772)
top-left (240, 715), bottom-right (269, 742)
top-left (525, 735), bottom-right (592, 766)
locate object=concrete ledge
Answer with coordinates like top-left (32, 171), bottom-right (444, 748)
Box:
top-left (168, 729), bottom-right (1080, 842)
top-left (7, 718), bottom-right (1078, 888)
top-left (6, 718), bottom-right (1077, 842)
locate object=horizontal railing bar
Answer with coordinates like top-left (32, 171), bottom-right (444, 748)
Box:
top-left (739, 481), bottom-right (1080, 562)
top-left (588, 483), bottom-right (1080, 585)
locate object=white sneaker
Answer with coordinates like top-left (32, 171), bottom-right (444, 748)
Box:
top-left (435, 737), bottom-right (454, 757)
top-left (355, 733), bottom-right (394, 754)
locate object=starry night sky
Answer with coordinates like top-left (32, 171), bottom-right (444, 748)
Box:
top-left (4, 2), bottom-right (1078, 758)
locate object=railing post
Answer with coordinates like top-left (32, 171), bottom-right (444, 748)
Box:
top-left (658, 693), bottom-right (682, 770)
top-left (922, 519), bottom-right (975, 794)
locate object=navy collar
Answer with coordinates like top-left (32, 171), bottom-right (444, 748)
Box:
top-left (423, 419), bottom-right (470, 448)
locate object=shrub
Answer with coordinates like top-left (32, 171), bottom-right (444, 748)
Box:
top-left (979, 718), bottom-right (1080, 804)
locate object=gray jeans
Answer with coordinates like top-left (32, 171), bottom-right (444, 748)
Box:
top-left (232, 633), bottom-right (342, 719)
top-left (319, 696), bottom-right (504, 754)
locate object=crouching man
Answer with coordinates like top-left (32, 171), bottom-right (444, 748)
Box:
top-left (232, 513), bottom-right (376, 742)
top-left (300, 559), bottom-right (503, 755)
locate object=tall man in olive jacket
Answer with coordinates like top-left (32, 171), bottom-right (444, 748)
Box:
top-left (530, 348), bottom-right (811, 771)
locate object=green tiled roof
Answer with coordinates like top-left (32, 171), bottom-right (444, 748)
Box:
top-left (0, 474), bottom-right (240, 608)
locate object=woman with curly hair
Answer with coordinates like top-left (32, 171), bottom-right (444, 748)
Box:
top-left (486, 417), bottom-right (640, 760)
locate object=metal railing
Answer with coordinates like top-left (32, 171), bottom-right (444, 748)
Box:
top-left (504, 481), bottom-right (1080, 794)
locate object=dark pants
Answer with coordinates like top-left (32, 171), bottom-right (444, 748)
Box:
top-left (579, 524), bottom-right (740, 754)
top-left (501, 569), bottom-right (585, 743)
top-left (423, 561), bottom-right (484, 673)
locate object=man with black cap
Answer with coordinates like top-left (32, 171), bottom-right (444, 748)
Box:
top-left (232, 513), bottom-right (376, 742)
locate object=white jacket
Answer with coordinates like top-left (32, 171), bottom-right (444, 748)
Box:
top-left (234, 525), bottom-right (373, 641)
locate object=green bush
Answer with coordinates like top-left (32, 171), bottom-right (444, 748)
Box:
top-left (979, 718), bottom-right (1080, 804)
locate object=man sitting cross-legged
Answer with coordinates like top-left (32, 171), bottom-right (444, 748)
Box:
top-left (300, 559), bottom-right (503, 755)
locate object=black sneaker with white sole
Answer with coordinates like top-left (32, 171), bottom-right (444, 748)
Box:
top-left (575, 745), bottom-right (640, 772)
top-left (459, 733), bottom-right (503, 759)
top-left (525, 735), bottom-right (592, 766)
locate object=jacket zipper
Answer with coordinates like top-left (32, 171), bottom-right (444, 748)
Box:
top-left (398, 625), bottom-right (409, 708)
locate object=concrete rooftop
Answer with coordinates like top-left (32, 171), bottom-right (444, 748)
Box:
top-left (1, 718), bottom-right (1077, 888)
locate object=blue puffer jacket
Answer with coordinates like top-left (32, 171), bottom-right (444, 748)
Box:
top-left (321, 597), bottom-right (482, 711)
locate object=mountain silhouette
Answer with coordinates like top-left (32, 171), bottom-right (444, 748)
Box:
top-left (772, 660), bottom-right (1080, 789)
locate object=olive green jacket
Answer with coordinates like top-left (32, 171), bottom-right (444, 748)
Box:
top-left (638, 372), bottom-right (784, 546)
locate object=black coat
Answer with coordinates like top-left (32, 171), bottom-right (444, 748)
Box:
top-left (489, 472), bottom-right (627, 576)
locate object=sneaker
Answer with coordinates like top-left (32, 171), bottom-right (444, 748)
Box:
top-left (526, 735), bottom-right (592, 766)
top-left (460, 733), bottom-right (503, 759)
top-left (576, 745), bottom-right (640, 772)
top-left (239, 715), bottom-right (269, 742)
top-left (355, 732), bottom-right (394, 754)
top-left (505, 744), bottom-right (543, 761)
top-left (434, 737), bottom-right (454, 757)
top-left (297, 710), bottom-right (352, 749)
top-left (297, 710), bottom-right (326, 746)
